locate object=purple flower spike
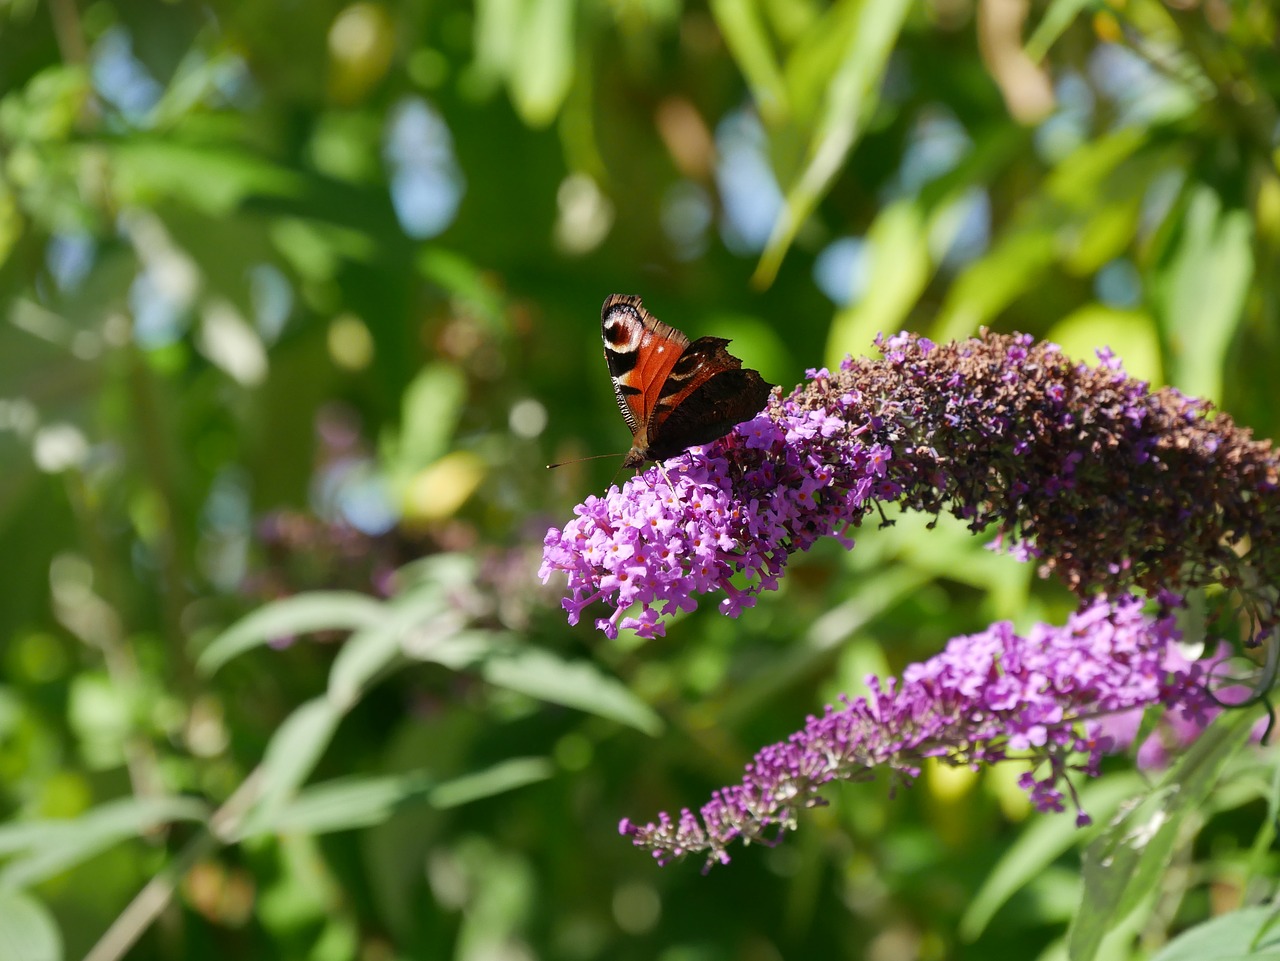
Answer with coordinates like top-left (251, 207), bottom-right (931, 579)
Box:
top-left (540, 396), bottom-right (888, 638)
top-left (620, 595), bottom-right (1212, 870)
top-left (544, 329), bottom-right (1280, 638)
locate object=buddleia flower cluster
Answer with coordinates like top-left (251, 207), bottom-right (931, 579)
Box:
top-left (540, 376), bottom-right (890, 638)
top-left (620, 594), bottom-right (1214, 868)
top-left (540, 330), bottom-right (1280, 866)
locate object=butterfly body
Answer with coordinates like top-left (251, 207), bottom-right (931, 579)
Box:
top-left (601, 294), bottom-right (774, 468)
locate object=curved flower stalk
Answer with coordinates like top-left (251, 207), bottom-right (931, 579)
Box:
top-left (619, 594), bottom-right (1213, 869)
top-left (542, 330), bottom-right (1280, 639)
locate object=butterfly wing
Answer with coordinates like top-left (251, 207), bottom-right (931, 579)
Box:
top-left (643, 336), bottom-right (774, 460)
top-left (601, 294), bottom-right (774, 467)
top-left (601, 294), bottom-right (689, 452)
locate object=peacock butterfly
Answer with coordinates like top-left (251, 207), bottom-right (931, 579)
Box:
top-left (600, 294), bottom-right (774, 469)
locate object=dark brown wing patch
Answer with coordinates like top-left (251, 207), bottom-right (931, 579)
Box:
top-left (600, 295), bottom-right (773, 467)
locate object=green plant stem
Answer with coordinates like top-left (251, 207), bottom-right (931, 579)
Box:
top-left (125, 345), bottom-right (198, 695)
top-left (82, 770), bottom-right (264, 961)
top-left (46, 0), bottom-right (88, 64)
top-left (64, 469), bottom-right (164, 803)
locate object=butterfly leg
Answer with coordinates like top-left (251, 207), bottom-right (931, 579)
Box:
top-left (655, 459), bottom-right (676, 494)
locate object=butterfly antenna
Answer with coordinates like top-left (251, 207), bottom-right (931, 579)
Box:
top-left (546, 451), bottom-right (625, 470)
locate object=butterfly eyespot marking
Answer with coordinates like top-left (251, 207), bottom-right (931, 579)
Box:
top-left (599, 293), bottom-right (774, 470)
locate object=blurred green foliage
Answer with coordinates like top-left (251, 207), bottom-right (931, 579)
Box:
top-left (0, 0), bottom-right (1278, 959)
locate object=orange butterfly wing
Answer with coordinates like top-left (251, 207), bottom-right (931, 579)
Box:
top-left (601, 294), bottom-right (773, 467)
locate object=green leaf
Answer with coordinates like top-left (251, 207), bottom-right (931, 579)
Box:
top-left (1149, 905), bottom-right (1280, 961)
top-left (265, 758), bottom-right (554, 833)
top-left (326, 585), bottom-right (457, 708)
top-left (413, 632), bottom-right (662, 735)
top-left (415, 249), bottom-right (508, 332)
top-left (720, 566), bottom-right (928, 724)
top-left (825, 200), bottom-right (929, 368)
top-left (1069, 709), bottom-right (1260, 961)
top-left (413, 628), bottom-right (503, 670)
top-left (472, 0), bottom-right (521, 86)
top-left (109, 140), bottom-right (302, 215)
top-left (782, 0), bottom-right (862, 126)
top-left (710, 0), bottom-right (790, 125)
top-left (0, 797), bottom-right (209, 890)
top-left (1156, 186), bottom-right (1253, 403)
top-left (934, 127), bottom-right (1146, 341)
top-left (480, 647), bottom-right (664, 736)
top-left (266, 772), bottom-right (436, 835)
top-left (509, 0), bottom-right (575, 127)
top-left (197, 592), bottom-right (389, 676)
top-left (1025, 0), bottom-right (1096, 62)
top-left (960, 772), bottom-right (1145, 940)
top-left (754, 0), bottom-right (910, 287)
top-left (325, 623), bottom-right (403, 712)
top-left (428, 757), bottom-right (556, 809)
top-left (0, 891), bottom-right (61, 961)
top-left (389, 363), bottom-right (468, 477)
top-left (0, 65), bottom-right (90, 143)
top-left (1047, 306), bottom-right (1163, 384)
top-left (234, 697), bottom-right (345, 841)
top-left (934, 226), bottom-right (1057, 341)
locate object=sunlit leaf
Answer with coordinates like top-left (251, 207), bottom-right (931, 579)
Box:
top-left (1070, 710), bottom-right (1260, 961)
top-left (327, 587), bottom-right (453, 708)
top-left (0, 797), bottom-right (209, 890)
top-left (411, 628), bottom-right (503, 670)
top-left (754, 0), bottom-right (910, 287)
top-left (961, 772), bottom-right (1145, 940)
top-left (265, 772), bottom-right (435, 834)
top-left (109, 141), bottom-right (302, 215)
top-left (0, 65), bottom-right (90, 143)
top-left (1156, 186), bottom-right (1253, 403)
top-left (325, 625), bottom-right (402, 711)
top-left (402, 450), bottom-right (486, 522)
top-left (481, 647), bottom-right (663, 735)
top-left (0, 891), bottom-right (62, 961)
top-left (711, 0), bottom-right (790, 125)
top-left (390, 362), bottom-right (467, 477)
top-left (1149, 905), bottom-right (1280, 961)
top-left (197, 592), bottom-right (389, 676)
top-left (1025, 0), bottom-right (1096, 62)
top-left (428, 757), bottom-right (555, 809)
top-left (234, 697), bottom-right (345, 841)
top-left (933, 128), bottom-right (1148, 341)
top-left (262, 757), bottom-right (555, 834)
top-left (416, 248), bottom-right (508, 330)
top-left (473, 0), bottom-right (521, 85)
top-left (1048, 305), bottom-right (1162, 383)
top-left (720, 566), bottom-right (927, 724)
top-left (509, 0), bottom-right (574, 127)
top-left (412, 631), bottom-right (662, 735)
top-left (782, 0), bottom-right (861, 126)
top-left (825, 200), bottom-right (928, 367)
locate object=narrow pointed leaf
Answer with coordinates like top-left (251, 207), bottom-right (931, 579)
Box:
top-left (198, 592), bottom-right (388, 676)
top-left (1070, 710), bottom-right (1259, 960)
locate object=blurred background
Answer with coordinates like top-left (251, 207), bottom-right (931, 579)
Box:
top-left (1, 0), bottom-right (1278, 958)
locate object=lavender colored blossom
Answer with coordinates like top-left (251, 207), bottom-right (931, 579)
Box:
top-left (540, 388), bottom-right (886, 638)
top-left (543, 329), bottom-right (1280, 639)
top-left (619, 594), bottom-right (1212, 869)
top-left (1093, 642), bottom-right (1269, 769)
top-left (539, 329), bottom-right (1279, 867)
